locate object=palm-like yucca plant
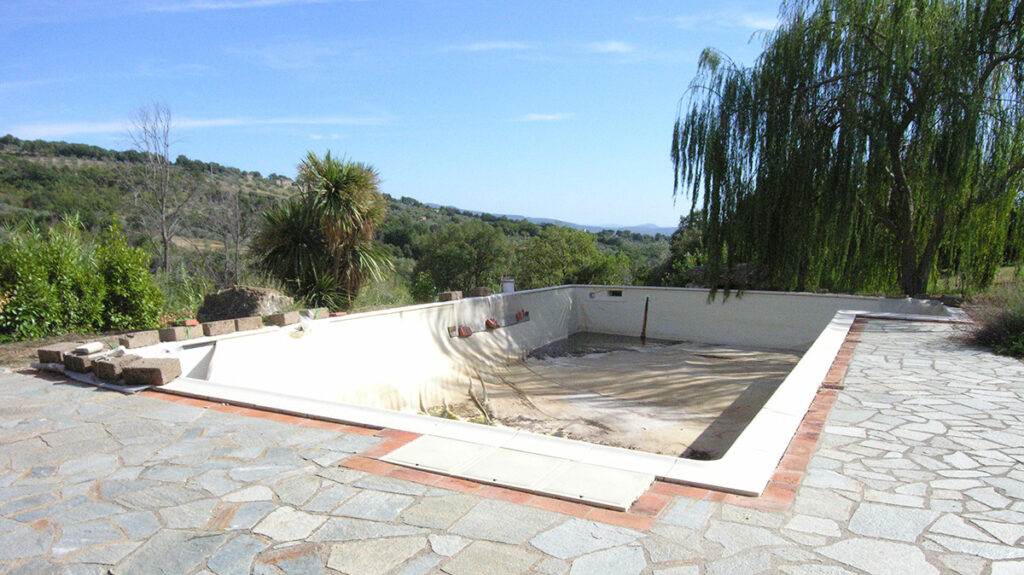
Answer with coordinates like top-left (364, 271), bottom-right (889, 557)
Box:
top-left (252, 151), bottom-right (393, 309)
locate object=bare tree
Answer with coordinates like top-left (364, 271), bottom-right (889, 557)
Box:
top-left (124, 103), bottom-right (204, 272)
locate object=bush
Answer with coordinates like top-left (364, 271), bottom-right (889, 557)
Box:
top-left (970, 280), bottom-right (1024, 359)
top-left (97, 225), bottom-right (164, 331)
top-left (0, 221), bottom-right (164, 341)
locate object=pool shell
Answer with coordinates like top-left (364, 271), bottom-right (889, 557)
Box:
top-left (138, 286), bottom-right (963, 509)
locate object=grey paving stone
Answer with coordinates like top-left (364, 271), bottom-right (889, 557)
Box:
top-left (273, 475), bottom-right (321, 506)
top-left (660, 498), bottom-right (713, 530)
top-left (207, 533), bottom-right (267, 575)
top-left (2, 557), bottom-right (62, 575)
top-left (302, 483), bottom-right (358, 512)
top-left (223, 485), bottom-right (274, 502)
top-left (450, 499), bottom-right (561, 545)
top-left (326, 535), bottom-right (426, 575)
top-left (334, 490), bottom-right (415, 522)
top-left (705, 550), bottom-right (775, 575)
top-left (225, 501), bottom-right (277, 530)
top-left (319, 434), bottom-right (382, 453)
top-left (68, 540), bottom-right (142, 565)
top-left (309, 516), bottom-right (428, 542)
top-left (705, 520), bottom-right (788, 556)
top-left (0, 491), bottom-right (57, 515)
top-left (112, 511), bottom-right (161, 539)
top-left (401, 493), bottom-right (478, 529)
top-left (441, 540), bottom-right (541, 575)
top-left (111, 530), bottom-right (227, 575)
top-left (0, 522), bottom-right (54, 561)
top-left (253, 506), bottom-right (326, 541)
top-left (847, 502), bottom-right (939, 542)
top-left (353, 474), bottom-right (429, 496)
top-left (52, 519), bottom-right (124, 557)
top-left (276, 547), bottom-right (329, 575)
top-left (568, 544), bottom-right (646, 575)
top-left (818, 538), bottom-right (940, 575)
top-left (429, 534), bottom-right (470, 556)
top-left (531, 518), bottom-right (639, 559)
top-left (652, 567), bottom-right (700, 575)
top-left (393, 554), bottom-right (443, 575)
top-left (159, 497), bottom-right (219, 529)
top-left (926, 534), bottom-right (1024, 560)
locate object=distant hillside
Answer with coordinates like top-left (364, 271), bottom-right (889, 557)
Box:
top-left (425, 203), bottom-right (674, 236)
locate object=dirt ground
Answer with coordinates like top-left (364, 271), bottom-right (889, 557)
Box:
top-left (0, 332), bottom-right (116, 369)
top-left (444, 340), bottom-right (802, 459)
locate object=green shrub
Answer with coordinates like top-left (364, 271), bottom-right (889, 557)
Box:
top-left (0, 221), bottom-right (105, 341)
top-left (155, 263), bottom-right (213, 322)
top-left (970, 281), bottom-right (1024, 359)
top-left (97, 225), bottom-right (163, 331)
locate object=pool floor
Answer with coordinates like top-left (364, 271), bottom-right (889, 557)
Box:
top-left (442, 334), bottom-right (802, 459)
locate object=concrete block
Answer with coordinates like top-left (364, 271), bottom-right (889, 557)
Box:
top-left (438, 291), bottom-right (462, 302)
top-left (74, 342), bottom-right (105, 355)
top-left (37, 342), bottom-right (80, 364)
top-left (467, 287), bottom-right (492, 298)
top-left (94, 354), bottom-right (141, 381)
top-left (159, 325), bottom-right (203, 342)
top-left (265, 311), bottom-right (300, 326)
top-left (304, 307), bottom-right (329, 320)
top-left (234, 316), bottom-right (264, 332)
top-left (64, 354), bottom-right (93, 373)
top-left (119, 330), bottom-right (160, 349)
top-left (123, 358), bottom-right (182, 387)
top-left (202, 319), bottom-right (236, 337)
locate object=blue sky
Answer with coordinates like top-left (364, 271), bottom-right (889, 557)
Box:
top-left (0, 0), bottom-right (778, 228)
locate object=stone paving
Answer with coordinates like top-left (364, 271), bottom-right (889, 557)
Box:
top-left (0, 319), bottom-right (1023, 575)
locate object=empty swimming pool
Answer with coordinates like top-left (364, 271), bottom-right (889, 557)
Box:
top-left (140, 286), bottom-right (960, 508)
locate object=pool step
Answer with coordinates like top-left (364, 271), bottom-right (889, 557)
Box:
top-left (382, 435), bottom-right (654, 511)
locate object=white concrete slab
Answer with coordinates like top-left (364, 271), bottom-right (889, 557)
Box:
top-left (537, 461), bottom-right (655, 510)
top-left (384, 436), bottom-right (498, 475)
top-left (454, 448), bottom-right (572, 490)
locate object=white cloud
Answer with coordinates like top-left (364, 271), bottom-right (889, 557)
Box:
top-left (672, 10), bottom-right (778, 31)
top-left (444, 41), bottom-right (534, 53)
top-left (511, 113), bottom-right (572, 123)
top-left (585, 41), bottom-right (635, 54)
top-left (8, 115), bottom-right (387, 139)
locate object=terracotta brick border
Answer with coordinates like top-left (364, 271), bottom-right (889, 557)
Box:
top-left (133, 317), bottom-right (870, 530)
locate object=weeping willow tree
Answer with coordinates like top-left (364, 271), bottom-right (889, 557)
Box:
top-left (673, 0), bottom-right (1024, 295)
top-left (252, 152), bottom-right (392, 309)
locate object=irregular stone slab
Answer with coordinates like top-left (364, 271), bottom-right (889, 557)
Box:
top-left (72, 540), bottom-right (143, 566)
top-left (52, 520), bottom-right (123, 557)
top-left (310, 516), bottom-right (429, 542)
top-left (334, 490), bottom-right (415, 522)
top-left (352, 474), bottom-right (428, 496)
top-left (159, 497), bottom-right (218, 529)
top-left (94, 354), bottom-right (141, 381)
top-left (705, 520), bottom-right (788, 557)
top-left (441, 540), bottom-right (541, 575)
top-left (202, 319), bottom-right (236, 337)
top-left (253, 507), bottom-right (326, 541)
top-left (430, 534), bottom-right (470, 556)
top-left (234, 316), bottom-right (264, 332)
top-left (818, 538), bottom-right (939, 575)
top-left (848, 503), bottom-right (939, 542)
top-left (326, 536), bottom-right (425, 575)
top-left (303, 484), bottom-right (358, 512)
top-left (112, 511), bottom-right (160, 539)
top-left (111, 530), bottom-right (226, 575)
top-left (223, 485), bottom-right (274, 502)
top-left (531, 519), bottom-right (639, 559)
top-left (273, 475), bottom-right (321, 506)
top-left (159, 326), bottom-right (202, 342)
top-left (37, 342), bottom-right (80, 364)
top-left (661, 499), bottom-right (714, 530)
top-left (226, 501), bottom-right (277, 530)
top-left (0, 522), bottom-right (54, 561)
top-left (123, 358), bottom-right (182, 386)
top-left (401, 493), bottom-right (478, 530)
top-left (450, 499), bottom-right (560, 545)
top-left (569, 544), bottom-right (646, 575)
top-left (118, 330), bottom-right (160, 349)
top-left (394, 554), bottom-right (443, 575)
top-left (705, 549), bottom-right (774, 575)
top-left (208, 534), bottom-right (267, 575)
top-left (926, 534), bottom-right (1024, 560)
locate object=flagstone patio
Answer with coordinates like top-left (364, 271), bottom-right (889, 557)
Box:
top-left (1, 319), bottom-right (1022, 575)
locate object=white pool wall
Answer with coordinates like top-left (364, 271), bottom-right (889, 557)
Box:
top-left (161, 286), bottom-right (952, 416)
